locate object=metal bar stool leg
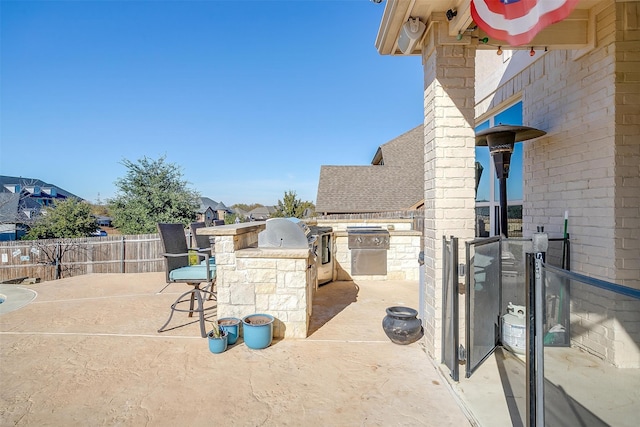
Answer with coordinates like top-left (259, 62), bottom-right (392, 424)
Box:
top-left (205, 279), bottom-right (216, 301)
top-left (188, 285), bottom-right (196, 317)
top-left (157, 284), bottom-right (215, 337)
top-left (193, 287), bottom-right (207, 338)
top-left (158, 288), bottom-right (196, 333)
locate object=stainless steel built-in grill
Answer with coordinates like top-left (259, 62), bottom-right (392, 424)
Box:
top-left (347, 227), bottom-right (390, 275)
top-left (257, 217), bottom-right (318, 311)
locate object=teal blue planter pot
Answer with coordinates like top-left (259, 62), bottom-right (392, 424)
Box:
top-left (242, 314), bottom-right (274, 349)
top-left (208, 331), bottom-right (228, 354)
top-left (218, 317), bottom-right (241, 345)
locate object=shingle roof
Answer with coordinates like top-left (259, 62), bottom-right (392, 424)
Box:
top-left (315, 125), bottom-right (424, 214)
top-left (0, 193), bottom-right (21, 223)
top-left (0, 175), bottom-right (80, 199)
top-left (233, 207), bottom-right (249, 217)
top-left (198, 197), bottom-right (230, 213)
top-left (248, 206), bottom-right (277, 219)
top-left (197, 197), bottom-right (218, 214)
top-left (0, 192), bottom-right (42, 223)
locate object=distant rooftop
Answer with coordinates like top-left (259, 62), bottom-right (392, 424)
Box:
top-left (316, 125), bottom-right (424, 214)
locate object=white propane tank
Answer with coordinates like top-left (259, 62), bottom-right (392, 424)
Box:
top-left (502, 302), bottom-right (526, 355)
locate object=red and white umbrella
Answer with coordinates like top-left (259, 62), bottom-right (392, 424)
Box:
top-left (471, 0), bottom-right (579, 46)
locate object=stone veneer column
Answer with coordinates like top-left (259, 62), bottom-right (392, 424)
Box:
top-left (421, 30), bottom-right (477, 358)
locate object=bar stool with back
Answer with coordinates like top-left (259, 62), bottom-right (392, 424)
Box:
top-left (156, 223), bottom-right (217, 338)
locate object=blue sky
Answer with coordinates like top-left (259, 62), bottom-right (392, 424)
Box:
top-left (1, 0), bottom-right (425, 206)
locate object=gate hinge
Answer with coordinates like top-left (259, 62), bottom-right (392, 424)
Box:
top-left (458, 344), bottom-right (467, 363)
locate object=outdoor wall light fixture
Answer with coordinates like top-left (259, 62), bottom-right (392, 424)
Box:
top-left (476, 125), bottom-right (546, 237)
top-left (446, 9), bottom-right (457, 21)
top-left (398, 17), bottom-right (426, 54)
top-left (497, 46), bottom-right (503, 55)
top-left (530, 47), bottom-right (536, 56)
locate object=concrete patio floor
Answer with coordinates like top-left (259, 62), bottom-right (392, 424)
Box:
top-left (0, 273), bottom-right (471, 426)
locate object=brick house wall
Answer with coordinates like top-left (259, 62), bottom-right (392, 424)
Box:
top-left (614, 1), bottom-right (640, 287)
top-left (422, 39), bottom-right (477, 359)
top-left (475, 1), bottom-right (639, 367)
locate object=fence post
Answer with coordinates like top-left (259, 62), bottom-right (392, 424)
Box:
top-left (87, 241), bottom-right (93, 274)
top-left (525, 253), bottom-right (535, 426)
top-left (526, 230), bottom-right (548, 427)
top-left (534, 253), bottom-right (545, 425)
top-left (120, 236), bottom-right (126, 273)
top-left (55, 242), bottom-right (60, 280)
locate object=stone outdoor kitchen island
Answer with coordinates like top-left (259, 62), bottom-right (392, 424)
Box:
top-left (199, 223), bottom-right (315, 339)
top-left (198, 219), bottom-right (422, 340)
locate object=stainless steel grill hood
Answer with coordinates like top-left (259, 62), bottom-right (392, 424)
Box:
top-left (258, 218), bottom-right (313, 249)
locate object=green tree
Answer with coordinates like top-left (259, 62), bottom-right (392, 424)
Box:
top-left (232, 203), bottom-right (263, 212)
top-left (108, 156), bottom-right (200, 234)
top-left (299, 200), bottom-right (315, 218)
top-left (90, 203), bottom-right (110, 217)
top-left (224, 212), bottom-right (242, 224)
top-left (273, 190), bottom-right (315, 219)
top-left (24, 198), bottom-right (99, 239)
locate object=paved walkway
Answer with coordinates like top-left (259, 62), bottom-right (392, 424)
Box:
top-left (0, 273), bottom-right (471, 426)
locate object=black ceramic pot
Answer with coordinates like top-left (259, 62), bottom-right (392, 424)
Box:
top-left (382, 306), bottom-right (423, 345)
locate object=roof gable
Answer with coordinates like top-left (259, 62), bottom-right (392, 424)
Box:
top-left (316, 125), bottom-right (424, 214)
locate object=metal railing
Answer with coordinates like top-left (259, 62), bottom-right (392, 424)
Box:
top-left (526, 253), bottom-right (640, 427)
top-left (441, 233), bottom-right (639, 426)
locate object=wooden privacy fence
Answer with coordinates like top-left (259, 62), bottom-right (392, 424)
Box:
top-left (317, 209), bottom-right (425, 233)
top-left (0, 234), bottom-right (165, 283)
top-left (0, 214), bottom-right (426, 283)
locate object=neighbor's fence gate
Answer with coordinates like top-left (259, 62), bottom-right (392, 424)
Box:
top-left (0, 234), bottom-right (165, 282)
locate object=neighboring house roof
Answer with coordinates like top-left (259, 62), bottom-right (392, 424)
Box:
top-left (0, 175), bottom-right (80, 199)
top-left (0, 193), bottom-right (22, 223)
top-left (315, 125), bottom-right (424, 214)
top-left (1, 176), bottom-right (80, 234)
top-left (248, 206), bottom-right (276, 220)
top-left (213, 201), bottom-right (228, 211)
top-left (198, 197), bottom-right (230, 213)
top-left (0, 175), bottom-right (82, 240)
top-left (197, 197), bottom-right (219, 214)
top-left (233, 207), bottom-right (249, 217)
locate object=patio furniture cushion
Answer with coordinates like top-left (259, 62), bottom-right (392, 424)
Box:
top-left (200, 256), bottom-right (215, 266)
top-left (169, 264), bottom-right (216, 281)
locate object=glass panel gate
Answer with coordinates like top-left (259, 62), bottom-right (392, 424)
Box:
top-left (465, 236), bottom-right (502, 377)
top-left (442, 236), bottom-right (459, 381)
top-left (441, 235), bottom-right (571, 381)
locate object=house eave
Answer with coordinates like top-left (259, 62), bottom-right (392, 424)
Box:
top-left (375, 0), bottom-right (602, 56)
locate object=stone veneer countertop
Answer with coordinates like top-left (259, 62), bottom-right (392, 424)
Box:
top-left (197, 222), bottom-right (265, 236)
top-left (235, 248), bottom-right (310, 258)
